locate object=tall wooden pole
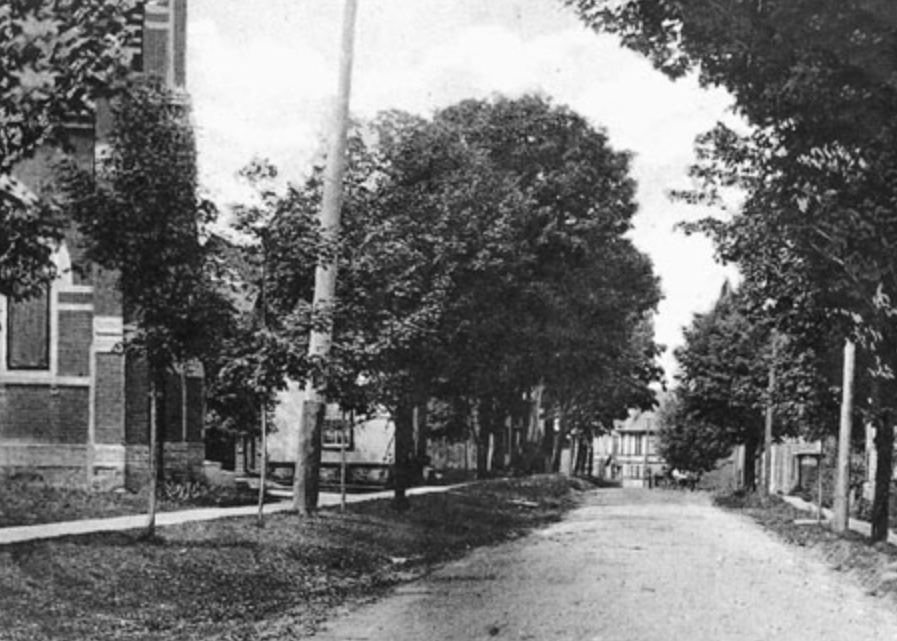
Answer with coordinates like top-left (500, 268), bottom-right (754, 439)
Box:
top-left (293, 0), bottom-right (358, 515)
top-left (832, 338), bottom-right (856, 533)
top-left (257, 238), bottom-right (269, 527)
top-left (760, 334), bottom-right (777, 498)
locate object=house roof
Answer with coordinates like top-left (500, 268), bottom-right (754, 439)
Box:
top-left (612, 410), bottom-right (657, 434)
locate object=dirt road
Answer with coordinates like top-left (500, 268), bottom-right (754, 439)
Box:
top-left (310, 488), bottom-right (897, 640)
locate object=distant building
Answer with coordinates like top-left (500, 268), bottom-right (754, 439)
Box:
top-left (0, 0), bottom-right (201, 489)
top-left (593, 409), bottom-right (665, 488)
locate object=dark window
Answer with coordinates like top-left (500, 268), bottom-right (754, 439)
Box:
top-left (7, 289), bottom-right (51, 370)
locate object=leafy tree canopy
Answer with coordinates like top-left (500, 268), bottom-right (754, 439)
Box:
top-left (1, 0), bottom-right (137, 299)
top-left (234, 95), bottom-right (662, 454)
top-left (60, 78), bottom-right (222, 372)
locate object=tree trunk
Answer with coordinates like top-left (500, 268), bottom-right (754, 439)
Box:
top-left (575, 435), bottom-right (590, 476)
top-left (585, 439), bottom-right (594, 478)
top-left (742, 434), bottom-right (759, 492)
top-left (257, 403), bottom-right (268, 528)
top-left (475, 420), bottom-right (490, 480)
top-left (550, 429), bottom-right (565, 474)
top-left (146, 379), bottom-right (158, 537)
top-left (414, 402), bottom-right (429, 463)
top-left (490, 421), bottom-right (506, 474)
top-left (871, 417), bottom-right (894, 542)
top-left (156, 373), bottom-right (166, 483)
top-left (392, 401), bottom-right (415, 511)
top-left (528, 384), bottom-right (545, 447)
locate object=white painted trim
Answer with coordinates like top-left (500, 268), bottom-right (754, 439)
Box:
top-left (49, 275), bottom-right (59, 376)
top-left (0, 295), bottom-right (5, 376)
top-left (93, 316), bottom-right (124, 353)
top-left (0, 374), bottom-right (90, 387)
top-left (0, 439), bottom-right (90, 447)
top-left (91, 444), bottom-right (126, 468)
top-left (94, 316), bottom-right (123, 336)
top-left (87, 344), bottom-right (98, 476)
top-left (59, 285), bottom-right (94, 295)
top-left (58, 304), bottom-right (94, 312)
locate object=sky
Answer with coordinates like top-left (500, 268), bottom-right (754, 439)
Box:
top-left (186, 0), bottom-right (740, 384)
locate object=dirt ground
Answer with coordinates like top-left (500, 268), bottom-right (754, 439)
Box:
top-left (311, 488), bottom-right (897, 640)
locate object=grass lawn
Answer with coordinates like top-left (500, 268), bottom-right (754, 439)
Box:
top-left (0, 475), bottom-right (591, 640)
top-left (0, 480), bottom-right (270, 528)
top-left (715, 491), bottom-right (897, 601)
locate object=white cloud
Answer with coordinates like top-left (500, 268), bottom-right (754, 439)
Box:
top-left (189, 17), bottom-right (334, 203)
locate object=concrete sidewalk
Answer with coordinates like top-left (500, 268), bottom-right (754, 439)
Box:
top-left (781, 494), bottom-right (897, 545)
top-left (0, 485), bottom-right (461, 547)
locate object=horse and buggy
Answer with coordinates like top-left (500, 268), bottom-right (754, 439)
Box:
top-left (655, 467), bottom-right (701, 491)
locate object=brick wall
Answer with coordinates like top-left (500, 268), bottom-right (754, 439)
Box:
top-left (124, 444), bottom-right (150, 490)
top-left (126, 359), bottom-right (204, 445)
top-left (57, 310), bottom-right (92, 376)
top-left (125, 357), bottom-right (150, 445)
top-left (0, 443), bottom-right (89, 486)
top-left (125, 442), bottom-right (205, 489)
top-left (0, 384), bottom-right (89, 444)
top-left (90, 267), bottom-right (121, 316)
top-left (186, 376), bottom-right (203, 442)
top-left (95, 353), bottom-right (125, 444)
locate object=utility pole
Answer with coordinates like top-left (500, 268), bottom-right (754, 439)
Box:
top-left (257, 233), bottom-right (269, 528)
top-left (293, 0), bottom-right (359, 515)
top-left (760, 333), bottom-right (777, 499)
top-left (832, 338), bottom-right (856, 533)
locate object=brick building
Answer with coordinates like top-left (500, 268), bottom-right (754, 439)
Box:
top-left (0, 0), bottom-right (204, 490)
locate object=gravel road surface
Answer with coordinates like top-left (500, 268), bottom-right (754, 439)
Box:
top-left (311, 488), bottom-right (897, 640)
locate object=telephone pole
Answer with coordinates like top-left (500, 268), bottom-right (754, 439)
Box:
top-left (293, 0), bottom-right (359, 515)
top-left (760, 332), bottom-right (778, 499)
top-left (832, 338), bottom-right (856, 533)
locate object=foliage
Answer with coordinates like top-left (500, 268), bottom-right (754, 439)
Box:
top-left (566, 0), bottom-right (897, 533)
top-left (674, 284), bottom-right (770, 450)
top-left (0, 197), bottom-right (63, 300)
top-left (1, 0), bottom-right (137, 298)
top-left (58, 77), bottom-right (223, 531)
top-left (355, 97), bottom-right (661, 470)
top-left (243, 95), bottom-right (662, 479)
top-left (60, 78), bottom-right (222, 371)
top-left (656, 391), bottom-right (735, 474)
top-left (1, 0), bottom-right (137, 174)
top-left (668, 282), bottom-right (842, 482)
top-left (204, 160), bottom-right (317, 436)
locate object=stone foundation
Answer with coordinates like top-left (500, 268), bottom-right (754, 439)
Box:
top-left (124, 442), bottom-right (205, 490)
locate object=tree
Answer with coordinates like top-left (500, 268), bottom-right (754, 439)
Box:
top-left (656, 392), bottom-right (735, 476)
top-left (60, 79), bottom-right (219, 535)
top-left (1, 0), bottom-right (137, 298)
top-left (566, 0), bottom-right (897, 541)
top-left (673, 279), bottom-right (847, 490)
top-left (252, 96), bottom-right (662, 504)
top-left (206, 159), bottom-right (317, 524)
top-left (416, 96), bottom-right (662, 476)
top-left (673, 284), bottom-right (772, 489)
